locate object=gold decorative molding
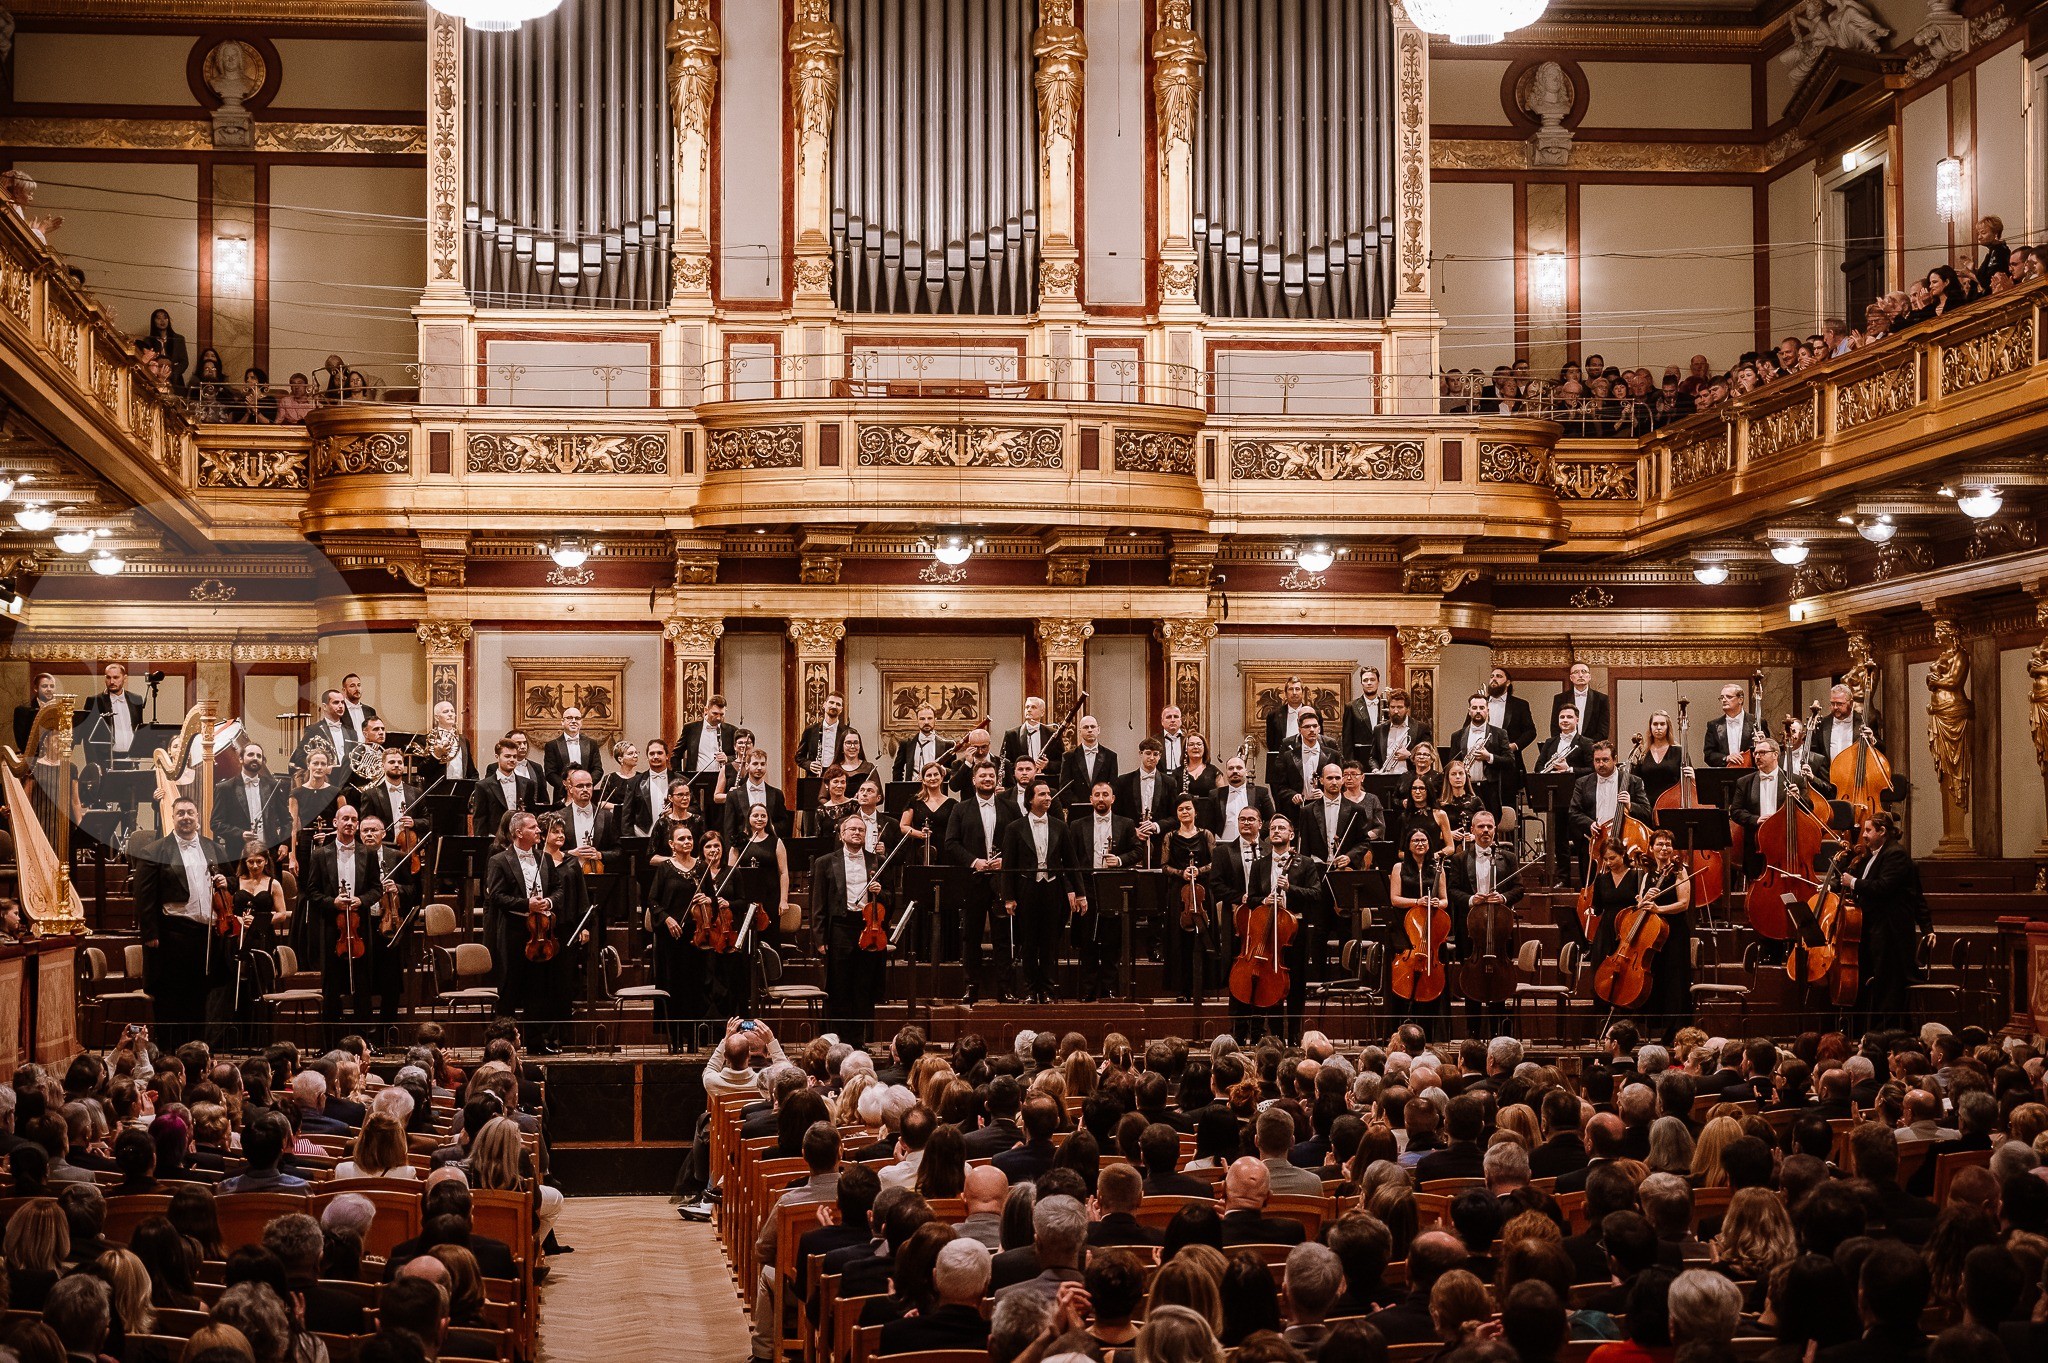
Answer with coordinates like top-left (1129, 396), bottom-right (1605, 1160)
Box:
top-left (1035, 617), bottom-right (1095, 654)
top-left (466, 431), bottom-right (668, 475)
top-left (188, 579), bottom-right (236, 603)
top-left (1939, 307), bottom-right (2036, 397)
top-left (1432, 138), bottom-right (1767, 174)
top-left (1668, 426), bottom-right (1733, 489)
top-left (707, 425), bottom-right (802, 471)
top-left (855, 425), bottom-right (1063, 470)
top-left (313, 432), bottom-right (410, 478)
top-left (667, 0), bottom-right (720, 248)
top-left (1, 637), bottom-right (316, 663)
top-left (663, 617), bottom-right (725, 652)
top-left (1491, 640), bottom-right (1797, 669)
top-left (197, 445), bottom-right (308, 491)
top-left (1396, 625), bottom-right (1452, 666)
top-left (1746, 395), bottom-right (1817, 466)
top-left (1159, 260), bottom-right (1199, 299)
top-left (1926, 613), bottom-right (1974, 853)
top-left (788, 0), bottom-right (841, 246)
top-left (1157, 617), bottom-right (1218, 655)
top-left (1834, 358), bottom-right (1918, 431)
top-left (7, 0), bottom-right (420, 24)
top-left (1112, 429), bottom-right (1194, 476)
top-left (425, 12), bottom-right (462, 292)
top-left (415, 621), bottom-right (474, 655)
top-left (1552, 458), bottom-right (1639, 500)
top-left (1396, 26), bottom-right (1428, 299)
top-left (1478, 441), bottom-right (1550, 485)
top-left (786, 617), bottom-right (847, 655)
top-left (1229, 438), bottom-right (1425, 481)
top-left (1151, 0), bottom-right (1204, 253)
top-left (1403, 566), bottom-right (1481, 595)
top-left (0, 117), bottom-right (425, 156)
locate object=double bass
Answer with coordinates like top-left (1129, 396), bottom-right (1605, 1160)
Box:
top-left (1455, 847), bottom-right (1536, 1004)
top-left (1653, 701), bottom-right (1724, 907)
top-left (1723, 670), bottom-right (1763, 769)
top-left (1794, 844), bottom-right (1864, 1006)
top-left (1575, 736), bottom-right (1653, 940)
top-left (1230, 848), bottom-right (1297, 1010)
top-left (1828, 701), bottom-right (1891, 823)
top-left (1745, 731), bottom-right (1839, 941)
top-left (1389, 851), bottom-right (1450, 1004)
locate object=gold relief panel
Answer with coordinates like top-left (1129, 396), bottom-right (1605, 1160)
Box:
top-left (1479, 442), bottom-right (1551, 485)
top-left (313, 432), bottom-right (410, 478)
top-left (1397, 28), bottom-right (1427, 296)
top-left (1668, 427), bottom-right (1732, 489)
top-left (511, 658), bottom-right (629, 744)
top-left (877, 659), bottom-right (993, 738)
top-left (466, 431), bottom-right (668, 475)
top-left (0, 260), bottom-right (30, 326)
top-left (1173, 659), bottom-right (1204, 732)
top-left (1551, 459), bottom-right (1639, 500)
top-left (0, 117), bottom-right (424, 156)
top-left (197, 445), bottom-right (308, 491)
top-left (1431, 139), bottom-right (1766, 174)
top-left (1229, 438), bottom-right (1424, 481)
top-left (427, 11), bottom-right (461, 286)
top-left (1745, 396), bottom-right (1816, 466)
top-left (415, 621), bottom-right (474, 655)
top-left (707, 425), bottom-right (802, 471)
top-left (1939, 308), bottom-right (2036, 397)
top-left (43, 297), bottom-right (80, 371)
top-left (1243, 664), bottom-right (1352, 740)
top-left (1835, 358), bottom-right (1919, 431)
top-left (663, 617), bottom-right (725, 653)
top-left (1112, 429), bottom-right (1195, 476)
top-left (856, 425), bottom-right (1064, 469)
top-left (91, 344), bottom-right (123, 412)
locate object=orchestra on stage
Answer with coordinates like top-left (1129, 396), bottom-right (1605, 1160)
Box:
top-left (16, 659), bottom-right (1930, 1052)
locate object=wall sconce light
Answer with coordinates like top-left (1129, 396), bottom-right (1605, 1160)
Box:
top-left (1956, 486), bottom-right (2003, 519)
top-left (1292, 543), bottom-right (1336, 575)
top-left (1935, 157), bottom-right (1964, 224)
top-left (1769, 542), bottom-right (1810, 566)
top-left (214, 235), bottom-right (251, 281)
top-left (1532, 252), bottom-right (1567, 310)
top-left (1691, 561), bottom-right (1730, 586)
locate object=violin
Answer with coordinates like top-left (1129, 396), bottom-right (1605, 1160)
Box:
top-left (1724, 670), bottom-right (1763, 769)
top-left (1745, 742), bottom-right (1839, 941)
top-left (1389, 851), bottom-right (1450, 1003)
top-left (693, 856), bottom-right (749, 952)
top-left (334, 884), bottom-right (367, 961)
top-left (857, 827), bottom-right (919, 953)
top-left (213, 876), bottom-right (243, 942)
top-left (1456, 848), bottom-right (1534, 1004)
top-left (1575, 736), bottom-right (1653, 939)
top-left (1230, 848), bottom-right (1297, 1009)
top-left (523, 865), bottom-right (558, 963)
top-left (1653, 701), bottom-right (1724, 906)
top-left (1592, 860), bottom-right (1678, 1008)
top-left (1828, 701), bottom-right (1891, 823)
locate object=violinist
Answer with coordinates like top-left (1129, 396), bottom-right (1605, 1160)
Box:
top-left (1299, 763), bottom-right (1379, 869)
top-left (129, 795), bottom-right (231, 1046)
top-left (470, 738), bottom-right (536, 843)
top-left (1163, 793), bottom-right (1216, 1002)
top-left (306, 803), bottom-right (380, 1027)
top-left (358, 813), bottom-right (416, 1029)
top-left (597, 740), bottom-right (639, 814)
top-left (941, 759), bottom-right (1013, 1005)
top-left (1702, 683), bottom-right (1756, 767)
top-left (1388, 827), bottom-right (1449, 1030)
top-left (537, 812), bottom-right (594, 1050)
top-left (646, 823), bottom-right (704, 1053)
top-left (212, 742), bottom-right (290, 865)
top-left (232, 837), bottom-right (289, 955)
top-left (289, 746), bottom-right (346, 877)
top-left (898, 760), bottom-right (957, 865)
top-left (482, 811), bottom-right (572, 1054)
top-left (357, 746), bottom-right (421, 849)
top-left (719, 747), bottom-right (788, 843)
top-left (813, 813), bottom-right (886, 1045)
top-left (733, 800), bottom-right (791, 956)
top-left (1567, 741), bottom-right (1650, 882)
top-left (1001, 778), bottom-right (1085, 1005)
top-left (1835, 812), bottom-right (1929, 1032)
top-left (1449, 810), bottom-right (1520, 1033)
top-left (1630, 826), bottom-right (1694, 1040)
top-left (1077, 779), bottom-right (1139, 1002)
top-left (560, 767), bottom-right (621, 874)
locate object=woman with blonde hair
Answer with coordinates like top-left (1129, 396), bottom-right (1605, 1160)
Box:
top-left (335, 1112), bottom-right (414, 1181)
top-left (1691, 1116), bottom-right (1743, 1187)
top-left (1646, 1116), bottom-right (1695, 1177)
top-left (1146, 1263), bottom-right (1225, 1338)
top-left (1135, 1304), bottom-right (1224, 1363)
top-left (1061, 1050), bottom-right (1098, 1098)
top-left (835, 1072), bottom-right (878, 1129)
top-left (1495, 1104), bottom-right (1541, 1150)
top-left (1030, 1068), bottom-right (1069, 1113)
top-left (4, 1198), bottom-right (69, 1308)
top-left (465, 1115), bottom-right (564, 1243)
top-left (1428, 1270), bottom-right (1492, 1352)
top-left (181, 1324), bottom-right (255, 1363)
top-left (1712, 1187), bottom-right (1796, 1299)
top-left (98, 1247), bottom-right (155, 1337)
top-left (905, 1052), bottom-right (951, 1103)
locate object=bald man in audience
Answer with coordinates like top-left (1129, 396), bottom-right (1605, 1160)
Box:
top-left (954, 1166), bottom-right (1009, 1250)
top-left (1366, 1231), bottom-right (1470, 1344)
top-left (1220, 1157), bottom-right (1307, 1246)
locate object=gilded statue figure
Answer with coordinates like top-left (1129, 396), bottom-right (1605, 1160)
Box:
top-left (666, 0), bottom-right (721, 150)
top-left (788, 0), bottom-right (842, 147)
top-left (1925, 618), bottom-right (1973, 809)
top-left (2027, 633), bottom-right (2048, 775)
top-left (1033, 0), bottom-right (1088, 148)
top-left (1151, 0), bottom-right (1206, 155)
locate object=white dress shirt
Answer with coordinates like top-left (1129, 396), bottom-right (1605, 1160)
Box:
top-left (1384, 723), bottom-right (1410, 771)
top-left (1486, 696), bottom-right (1506, 728)
top-left (843, 852), bottom-right (869, 910)
top-left (1464, 723), bottom-right (1491, 761)
top-left (571, 802), bottom-right (596, 848)
top-left (345, 700), bottom-right (368, 733)
top-left (1723, 715), bottom-right (1746, 756)
top-left (243, 778), bottom-right (266, 829)
top-left (1092, 813), bottom-right (1115, 868)
top-left (335, 840), bottom-right (360, 898)
top-left (1573, 688), bottom-right (1591, 719)
top-left (1827, 717), bottom-right (1854, 758)
top-left (1138, 771), bottom-right (1157, 814)
top-left (515, 847), bottom-right (541, 897)
top-left (323, 718), bottom-right (351, 756)
top-left (696, 723), bottom-right (722, 770)
top-left (647, 770), bottom-right (670, 816)
top-left (382, 780), bottom-right (407, 823)
top-left (1298, 744), bottom-right (1325, 791)
top-left (444, 746), bottom-right (466, 780)
top-left (563, 736), bottom-right (584, 767)
top-left (111, 697), bottom-right (134, 754)
top-left (1282, 705), bottom-right (1306, 739)
top-left (1322, 800), bottom-right (1340, 848)
top-left (170, 835), bottom-right (214, 925)
top-left (1160, 733), bottom-right (1184, 769)
top-left (1223, 784), bottom-right (1249, 828)
top-left (975, 797), bottom-right (997, 850)
top-left (1595, 775), bottom-right (1618, 824)
top-left (909, 733), bottom-right (939, 771)
top-left (496, 769), bottom-right (520, 810)
top-left (1756, 770), bottom-right (1781, 819)
top-left (1029, 814), bottom-right (1052, 877)
top-left (1022, 724), bottom-right (1042, 760)
top-left (1474, 849), bottom-right (1494, 895)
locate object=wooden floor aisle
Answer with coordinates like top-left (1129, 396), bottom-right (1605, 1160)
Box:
top-left (536, 1197), bottom-right (752, 1363)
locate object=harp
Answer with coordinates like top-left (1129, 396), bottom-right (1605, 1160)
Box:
top-left (0, 697), bottom-right (83, 932)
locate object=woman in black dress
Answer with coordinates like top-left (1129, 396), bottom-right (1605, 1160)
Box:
top-left (1179, 734), bottom-right (1219, 805)
top-left (898, 760), bottom-right (956, 862)
top-left (733, 800), bottom-right (790, 956)
top-left (1636, 826), bottom-right (1693, 1042)
top-left (1395, 776), bottom-right (1450, 854)
top-left (1637, 709), bottom-right (1683, 808)
top-left (1438, 760), bottom-right (1487, 850)
top-left (1388, 827), bottom-right (1449, 1030)
top-left (695, 827), bottom-right (748, 1021)
top-left (812, 769), bottom-right (855, 838)
top-left (1162, 794), bottom-right (1216, 1002)
top-left (646, 824), bottom-right (704, 1052)
top-left (825, 731), bottom-right (878, 800)
top-left (1587, 840), bottom-right (1639, 958)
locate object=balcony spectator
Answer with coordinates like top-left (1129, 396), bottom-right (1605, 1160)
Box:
top-left (229, 367), bottom-right (278, 425)
top-left (318, 353), bottom-right (350, 399)
top-left (1973, 215), bottom-right (2011, 289)
top-left (275, 374), bottom-right (318, 424)
top-left (141, 309), bottom-right (189, 390)
top-left (345, 370), bottom-right (376, 403)
top-left (191, 348), bottom-right (230, 421)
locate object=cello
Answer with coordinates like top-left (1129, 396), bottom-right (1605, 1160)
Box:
top-left (1230, 848), bottom-right (1298, 1010)
top-left (1797, 843), bottom-right (1865, 1006)
top-left (1455, 847), bottom-right (1538, 1005)
top-left (1744, 733), bottom-right (1839, 941)
top-left (1828, 701), bottom-right (1891, 823)
top-left (1653, 700), bottom-right (1724, 907)
top-left (1389, 849), bottom-right (1450, 1004)
top-left (1784, 843), bottom-right (1847, 991)
top-left (1574, 735), bottom-right (1653, 940)
top-left (1593, 859), bottom-right (1683, 1008)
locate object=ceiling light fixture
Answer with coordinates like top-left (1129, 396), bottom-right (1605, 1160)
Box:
top-left (1957, 487), bottom-right (2003, 518)
top-left (1692, 562), bottom-right (1730, 586)
top-left (1403, 0), bottom-right (1549, 45)
top-left (89, 549), bottom-right (124, 576)
top-left (544, 537), bottom-right (601, 569)
top-left (1935, 157), bottom-right (1964, 224)
top-left (52, 528), bottom-right (102, 554)
top-left (1769, 542), bottom-right (1810, 566)
top-left (1293, 543), bottom-right (1336, 575)
top-left (1857, 515), bottom-right (1897, 543)
top-left (13, 503), bottom-right (54, 532)
top-left (1532, 252), bottom-right (1567, 310)
top-left (933, 535), bottom-right (974, 567)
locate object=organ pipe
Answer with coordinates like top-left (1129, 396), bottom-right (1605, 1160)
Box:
top-left (462, 0), bottom-right (673, 309)
top-left (833, 0), bottom-right (1038, 315)
top-left (1192, 0), bottom-right (1394, 320)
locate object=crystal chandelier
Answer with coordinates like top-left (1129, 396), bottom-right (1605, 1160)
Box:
top-left (431, 0), bottom-right (565, 33)
top-left (1403, 0), bottom-right (1550, 46)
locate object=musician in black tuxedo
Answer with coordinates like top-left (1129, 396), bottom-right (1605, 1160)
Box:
top-left (293, 689), bottom-right (360, 776)
top-left (356, 747), bottom-right (424, 848)
top-left (1836, 812), bottom-right (1929, 1033)
top-left (1001, 778), bottom-right (1085, 1003)
top-left (892, 706), bottom-right (952, 783)
top-left (620, 740), bottom-right (680, 836)
top-left (942, 760), bottom-right (1015, 1003)
top-left (998, 696), bottom-right (1064, 774)
top-left (470, 740), bottom-right (538, 843)
top-left (1482, 667), bottom-right (1538, 772)
top-left (944, 730), bottom-right (994, 800)
top-left (80, 663), bottom-right (147, 770)
top-left (541, 708), bottom-right (605, 791)
top-left (1242, 817), bottom-right (1325, 1039)
top-left (1150, 706), bottom-right (1192, 774)
top-left (1072, 781), bottom-right (1138, 1000)
top-left (1565, 742), bottom-right (1652, 882)
top-left (1448, 810), bottom-right (1522, 1033)
top-left (357, 812), bottom-right (417, 1028)
top-left (1263, 676), bottom-right (1318, 754)
top-left (1370, 691), bottom-right (1434, 774)
top-left (414, 700), bottom-right (478, 789)
top-left (1549, 662), bottom-right (1612, 742)
top-left (303, 804), bottom-right (383, 1025)
top-left (1340, 666), bottom-right (1387, 768)
top-left (1442, 694), bottom-right (1516, 805)
top-left (1057, 716), bottom-right (1120, 804)
top-left (339, 673), bottom-right (378, 736)
top-left (719, 748), bottom-right (790, 843)
top-left (796, 693), bottom-right (852, 778)
top-left (1806, 684), bottom-right (1886, 797)
top-left (13, 672), bottom-right (57, 751)
top-left (1532, 707), bottom-right (1595, 777)
top-left (503, 730), bottom-right (555, 811)
top-left (558, 767), bottom-right (623, 873)
top-left (675, 695), bottom-right (738, 776)
top-left (1207, 754), bottom-right (1276, 837)
top-left (482, 812), bottom-right (578, 1050)
top-left (1702, 682), bottom-right (1759, 768)
top-left (1296, 765), bottom-right (1378, 869)
top-left (128, 795), bottom-right (230, 1045)
top-left (1727, 739), bottom-right (1814, 865)
top-left (212, 742), bottom-right (292, 861)
top-left (1112, 739), bottom-right (1174, 840)
top-left (811, 814), bottom-right (886, 1045)
top-left (1269, 712), bottom-right (1338, 811)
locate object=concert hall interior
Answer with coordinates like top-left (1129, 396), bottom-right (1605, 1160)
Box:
top-left (10, 0), bottom-right (2048, 1361)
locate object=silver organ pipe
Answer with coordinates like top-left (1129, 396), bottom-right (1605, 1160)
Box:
top-left (833, 0), bottom-right (1037, 315)
top-left (1193, 0), bottom-right (1395, 320)
top-left (462, 0), bottom-right (673, 308)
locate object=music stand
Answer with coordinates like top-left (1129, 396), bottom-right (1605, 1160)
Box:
top-left (437, 835), bottom-right (495, 934)
top-left (1691, 767), bottom-right (1741, 807)
top-left (580, 870), bottom-right (623, 1001)
top-left (415, 792), bottom-right (467, 841)
top-left (1656, 807), bottom-right (1732, 922)
top-left (1525, 770), bottom-right (1579, 882)
top-left (1356, 773), bottom-right (1405, 812)
top-left (796, 776), bottom-right (822, 812)
top-left (1089, 869), bottom-right (1155, 1000)
top-left (1326, 868), bottom-right (1390, 936)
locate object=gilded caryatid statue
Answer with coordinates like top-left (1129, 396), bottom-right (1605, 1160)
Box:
top-left (788, 0), bottom-right (842, 247)
top-left (666, 0), bottom-right (720, 244)
top-left (1152, 0), bottom-right (1205, 251)
top-left (1925, 617), bottom-right (1973, 849)
top-left (2029, 628), bottom-right (2048, 775)
top-left (1033, 0), bottom-right (1087, 250)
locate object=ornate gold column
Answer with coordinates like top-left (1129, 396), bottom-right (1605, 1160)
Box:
top-left (664, 616), bottom-right (725, 744)
top-left (788, 0), bottom-right (841, 304)
top-left (422, 10), bottom-right (466, 305)
top-left (1151, 0), bottom-right (1205, 317)
top-left (2026, 596), bottom-right (2048, 858)
top-left (787, 618), bottom-right (847, 730)
top-left (667, 0), bottom-right (721, 308)
top-left (1925, 613), bottom-right (1975, 857)
top-left (1037, 619), bottom-right (1095, 723)
top-left (1391, 8), bottom-right (1430, 314)
top-left (1157, 617), bottom-right (1218, 737)
top-left (1034, 0), bottom-right (1086, 311)
top-left (1396, 625), bottom-right (1453, 733)
top-left (416, 621), bottom-right (474, 746)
